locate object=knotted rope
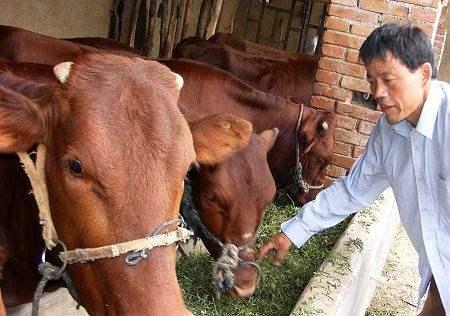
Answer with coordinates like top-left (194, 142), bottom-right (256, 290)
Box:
top-left (181, 179), bottom-right (262, 296)
top-left (32, 260), bottom-right (80, 316)
top-left (277, 104), bottom-right (324, 197)
top-left (211, 244), bottom-right (239, 298)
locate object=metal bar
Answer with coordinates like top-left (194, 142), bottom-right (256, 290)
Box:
top-left (298, 0), bottom-right (312, 53)
top-left (264, 6), bottom-right (291, 14)
top-left (315, 2), bottom-right (329, 55)
top-left (288, 26), bottom-right (301, 33)
top-left (283, 0), bottom-right (297, 50)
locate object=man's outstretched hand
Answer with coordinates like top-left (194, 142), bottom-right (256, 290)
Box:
top-left (258, 232), bottom-right (293, 266)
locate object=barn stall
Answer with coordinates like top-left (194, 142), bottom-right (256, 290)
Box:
top-left (1, 0), bottom-right (449, 315)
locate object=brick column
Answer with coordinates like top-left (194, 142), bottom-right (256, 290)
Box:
top-left (312, 0), bottom-right (445, 180)
top-left (434, 1), bottom-right (448, 70)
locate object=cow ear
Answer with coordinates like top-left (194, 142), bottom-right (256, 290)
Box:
top-left (259, 128), bottom-right (279, 153)
top-left (189, 113), bottom-right (252, 165)
top-left (0, 85), bottom-right (45, 153)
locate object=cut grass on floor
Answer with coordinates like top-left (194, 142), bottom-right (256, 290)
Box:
top-left (177, 202), bottom-right (350, 316)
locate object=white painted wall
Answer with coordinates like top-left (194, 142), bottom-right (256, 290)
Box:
top-left (0, 0), bottom-right (113, 38)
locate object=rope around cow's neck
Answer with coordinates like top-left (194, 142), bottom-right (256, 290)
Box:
top-left (277, 104), bottom-right (324, 196)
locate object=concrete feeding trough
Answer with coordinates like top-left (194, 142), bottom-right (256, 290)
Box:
top-left (291, 189), bottom-right (400, 316)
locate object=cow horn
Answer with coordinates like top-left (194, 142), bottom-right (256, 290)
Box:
top-left (53, 62), bottom-right (73, 83)
top-left (321, 121), bottom-right (329, 130)
top-left (219, 120), bottom-right (231, 129)
top-left (173, 72), bottom-right (184, 90)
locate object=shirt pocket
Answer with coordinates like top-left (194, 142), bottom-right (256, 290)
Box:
top-left (437, 176), bottom-right (450, 226)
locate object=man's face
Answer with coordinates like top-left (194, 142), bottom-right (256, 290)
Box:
top-left (366, 51), bottom-right (429, 126)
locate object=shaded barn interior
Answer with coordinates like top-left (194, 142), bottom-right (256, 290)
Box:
top-left (0, 0), bottom-right (449, 182)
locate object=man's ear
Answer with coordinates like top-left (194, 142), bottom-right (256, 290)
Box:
top-left (0, 85), bottom-right (46, 153)
top-left (421, 62), bottom-right (433, 84)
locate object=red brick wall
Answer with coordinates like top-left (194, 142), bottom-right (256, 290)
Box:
top-left (316, 0), bottom-right (447, 181)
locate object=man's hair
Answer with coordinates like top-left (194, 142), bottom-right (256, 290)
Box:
top-left (359, 23), bottom-right (436, 79)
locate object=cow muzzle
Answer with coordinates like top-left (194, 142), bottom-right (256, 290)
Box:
top-left (211, 245), bottom-right (260, 298)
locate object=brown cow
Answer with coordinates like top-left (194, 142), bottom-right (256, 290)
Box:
top-left (0, 54), bottom-right (252, 314)
top-left (0, 25), bottom-right (101, 65)
top-left (173, 37), bottom-right (319, 105)
top-left (162, 59), bottom-right (336, 205)
top-left (182, 125), bottom-right (278, 298)
top-left (64, 37), bottom-right (141, 56)
top-left (0, 59), bottom-right (279, 298)
top-left (208, 32), bottom-right (301, 59)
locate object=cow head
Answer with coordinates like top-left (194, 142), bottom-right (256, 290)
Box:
top-left (0, 54), bottom-right (252, 314)
top-left (188, 128), bottom-right (278, 298)
top-left (296, 107), bottom-right (336, 205)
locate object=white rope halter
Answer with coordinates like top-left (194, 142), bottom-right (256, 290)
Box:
top-left (18, 144), bottom-right (192, 263)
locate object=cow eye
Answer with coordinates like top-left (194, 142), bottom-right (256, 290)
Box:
top-left (205, 192), bottom-right (216, 203)
top-left (68, 159), bottom-right (85, 176)
top-left (317, 158), bottom-right (325, 165)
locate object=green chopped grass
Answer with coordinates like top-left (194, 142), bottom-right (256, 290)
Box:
top-left (177, 202), bottom-right (349, 316)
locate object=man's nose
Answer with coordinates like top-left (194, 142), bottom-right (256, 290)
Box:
top-left (372, 81), bottom-right (388, 99)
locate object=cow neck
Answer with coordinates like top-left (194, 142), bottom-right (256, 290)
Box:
top-left (233, 81), bottom-right (297, 134)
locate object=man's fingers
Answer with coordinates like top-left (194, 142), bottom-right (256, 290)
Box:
top-left (274, 246), bottom-right (288, 266)
top-left (258, 241), bottom-right (276, 258)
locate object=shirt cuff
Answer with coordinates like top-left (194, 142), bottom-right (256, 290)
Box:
top-left (281, 217), bottom-right (313, 248)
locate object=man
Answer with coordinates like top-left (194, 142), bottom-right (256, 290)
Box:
top-left (259, 23), bottom-right (448, 315)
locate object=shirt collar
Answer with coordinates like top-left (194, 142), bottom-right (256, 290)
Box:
top-left (389, 80), bottom-right (441, 140)
top-left (415, 80), bottom-right (441, 139)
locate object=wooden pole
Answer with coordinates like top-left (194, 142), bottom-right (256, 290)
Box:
top-left (181, 0), bottom-right (193, 39)
top-left (204, 0), bottom-right (223, 39)
top-left (162, 0), bottom-right (179, 58)
top-left (217, 0), bottom-right (240, 34)
top-left (175, 0), bottom-right (187, 45)
top-left (120, 0), bottom-right (136, 44)
top-left (111, 0), bottom-right (122, 40)
top-left (144, 0), bottom-right (158, 56)
top-left (129, 0), bottom-right (142, 47)
top-left (196, 0), bottom-right (211, 38)
top-left (159, 0), bottom-right (172, 57)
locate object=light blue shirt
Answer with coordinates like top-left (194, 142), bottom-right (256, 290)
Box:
top-left (282, 80), bottom-right (450, 313)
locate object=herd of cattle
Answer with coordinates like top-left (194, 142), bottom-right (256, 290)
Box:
top-left (0, 25), bottom-right (336, 314)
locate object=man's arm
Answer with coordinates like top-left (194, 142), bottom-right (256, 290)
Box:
top-left (260, 119), bottom-right (390, 263)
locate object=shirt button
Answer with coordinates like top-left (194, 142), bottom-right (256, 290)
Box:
top-left (417, 176), bottom-right (423, 181)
